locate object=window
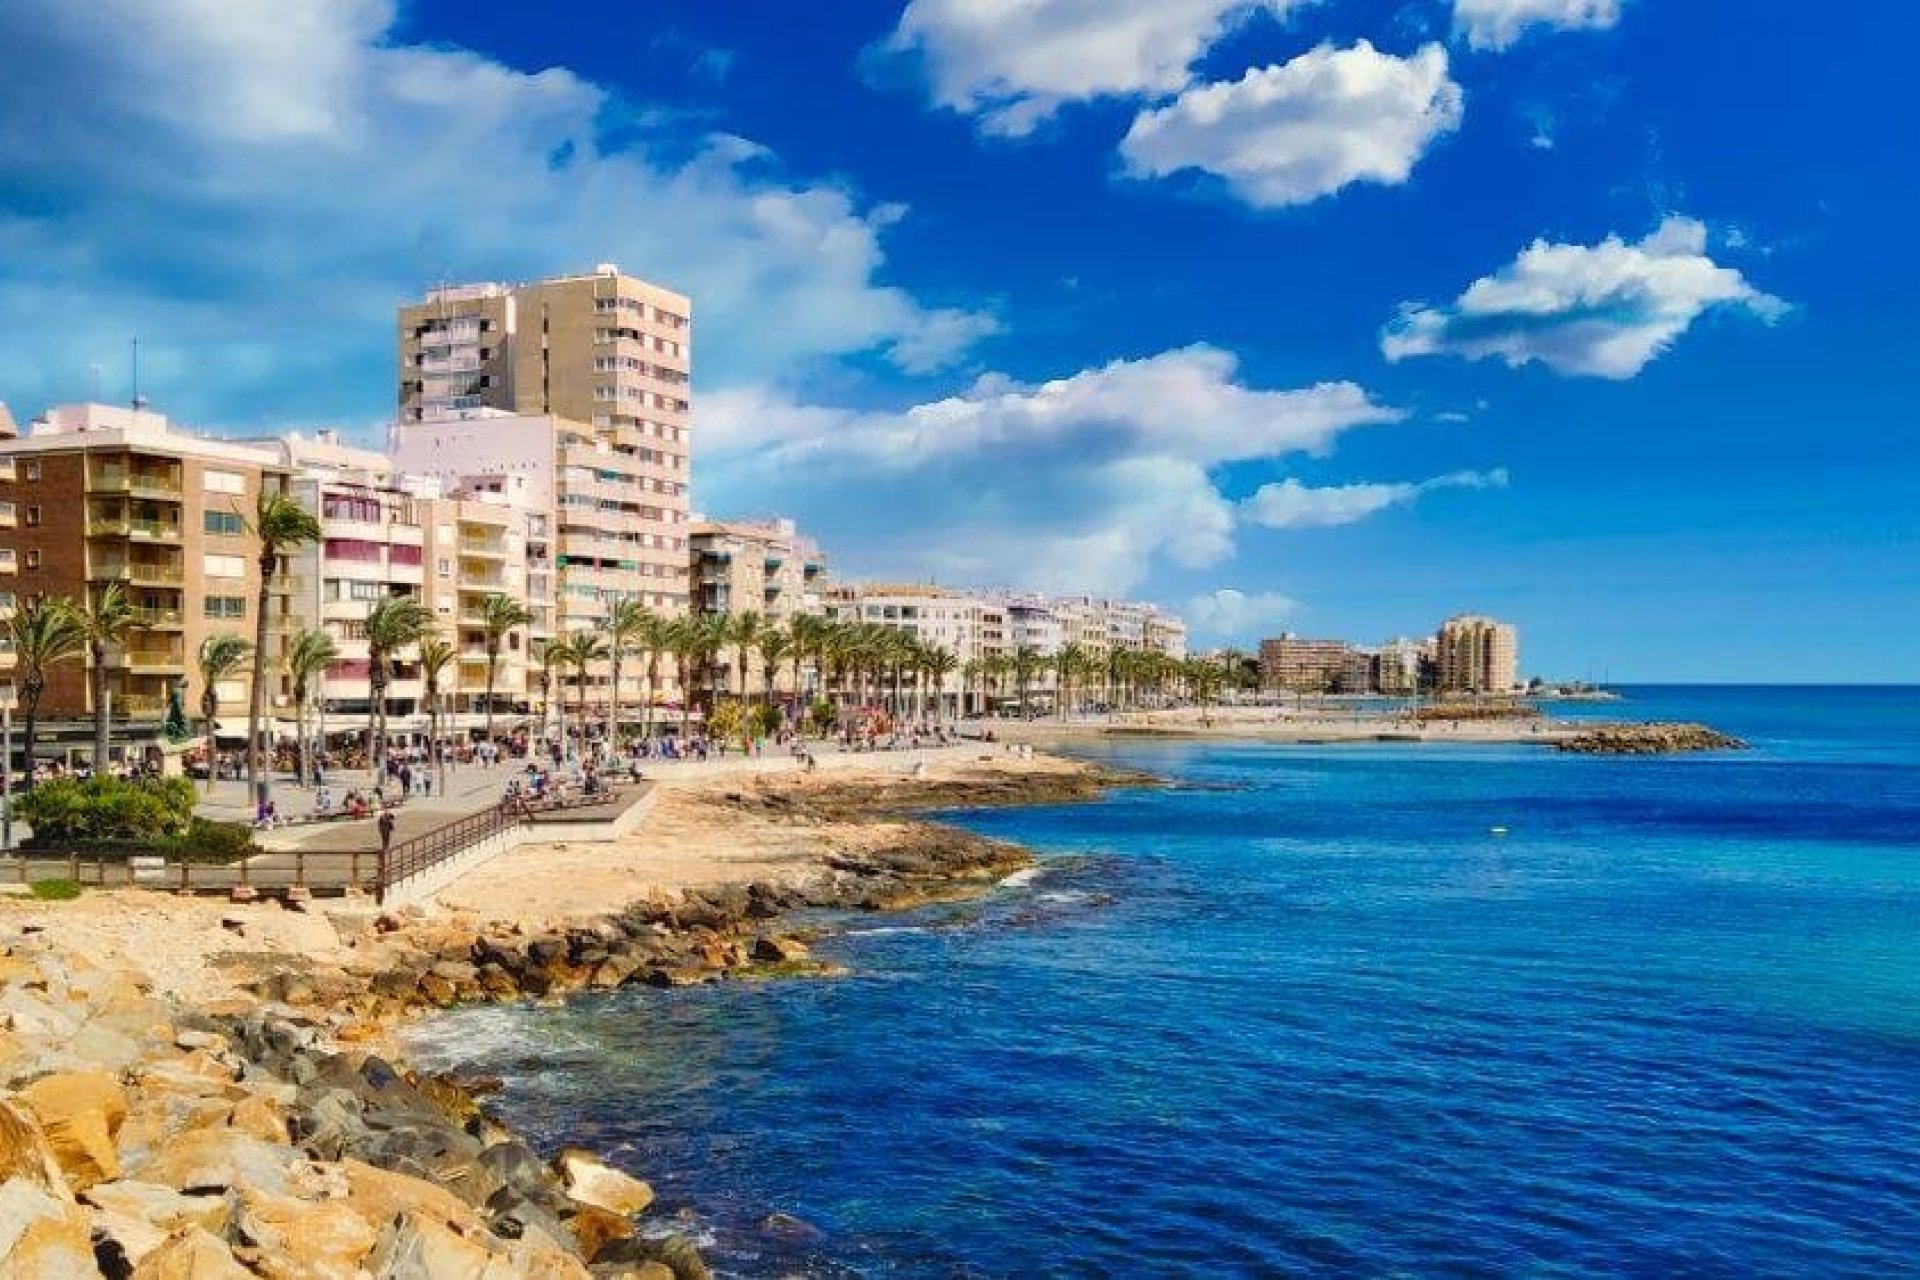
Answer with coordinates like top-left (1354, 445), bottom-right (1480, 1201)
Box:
top-left (24, 550), bottom-right (39, 569)
top-left (346, 581), bottom-right (385, 602)
top-left (22, 462), bottom-right (39, 482)
top-left (323, 538), bottom-right (382, 563)
top-left (204, 511), bottom-right (244, 536)
top-left (389, 545), bottom-right (423, 567)
top-left (437, 558), bottom-right (451, 578)
top-left (203, 554), bottom-right (245, 578)
top-left (203, 469), bottom-right (245, 495)
top-left (203, 596), bottom-right (246, 619)
top-left (23, 507), bottom-right (39, 527)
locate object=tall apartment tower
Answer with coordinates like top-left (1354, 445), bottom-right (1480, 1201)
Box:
top-left (1436, 615), bottom-right (1519, 694)
top-left (395, 266), bottom-right (694, 622)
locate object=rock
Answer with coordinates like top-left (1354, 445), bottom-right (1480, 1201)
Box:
top-left (17, 1071), bottom-right (129, 1190)
top-left (0, 1100), bottom-right (67, 1197)
top-left (363, 1211), bottom-right (502, 1278)
top-left (128, 1226), bottom-right (253, 1279)
top-left (1556, 722), bottom-right (1747, 755)
top-left (553, 1148), bottom-right (654, 1218)
top-left (228, 1094), bottom-right (292, 1145)
top-left (0, 1175), bottom-right (98, 1277)
top-left (82, 1180), bottom-right (228, 1236)
top-left (232, 1183), bottom-right (380, 1279)
top-left (751, 936), bottom-right (810, 963)
top-left (478, 1141), bottom-right (554, 1206)
top-left (135, 1127), bottom-right (297, 1196)
top-left (594, 1234), bottom-right (710, 1280)
top-left (337, 1160), bottom-right (486, 1237)
top-left (566, 1203), bottom-right (635, 1258)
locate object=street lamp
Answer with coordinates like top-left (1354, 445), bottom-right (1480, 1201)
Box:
top-left (0, 684), bottom-right (16, 853)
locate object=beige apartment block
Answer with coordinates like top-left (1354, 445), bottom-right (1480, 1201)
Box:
top-left (1437, 614), bottom-right (1520, 694)
top-left (1259, 634), bottom-right (1364, 694)
top-left (0, 404), bottom-right (296, 734)
top-left (690, 517), bottom-right (826, 696)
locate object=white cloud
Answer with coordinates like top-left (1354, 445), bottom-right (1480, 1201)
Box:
top-left (1381, 217), bottom-right (1786, 379)
top-left (1455, 0), bottom-right (1622, 52)
top-left (885, 0), bottom-right (1309, 136)
top-left (1120, 42), bottom-right (1463, 208)
top-left (0, 0), bottom-right (991, 426)
top-left (1184, 588), bottom-right (1301, 640)
top-left (1241, 469), bottom-right (1508, 529)
top-left (702, 346), bottom-right (1401, 595)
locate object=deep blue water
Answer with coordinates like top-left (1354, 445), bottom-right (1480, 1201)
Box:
top-left (406, 687), bottom-right (1920, 1277)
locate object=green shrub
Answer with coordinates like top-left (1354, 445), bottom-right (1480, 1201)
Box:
top-left (14, 775), bottom-right (196, 842)
top-left (806, 698), bottom-right (837, 736)
top-left (164, 818), bottom-right (261, 865)
top-left (28, 878), bottom-right (81, 901)
top-left (748, 703), bottom-right (782, 738)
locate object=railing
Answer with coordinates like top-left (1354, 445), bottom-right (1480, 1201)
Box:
top-left (0, 849), bottom-right (379, 895)
top-left (376, 804), bottom-right (521, 903)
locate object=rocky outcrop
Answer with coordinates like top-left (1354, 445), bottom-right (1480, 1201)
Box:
top-left (1556, 722), bottom-right (1748, 755)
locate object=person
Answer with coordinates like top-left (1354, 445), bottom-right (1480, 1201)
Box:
top-left (377, 809), bottom-right (396, 855)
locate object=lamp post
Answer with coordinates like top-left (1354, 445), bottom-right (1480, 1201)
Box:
top-left (0, 685), bottom-right (15, 853)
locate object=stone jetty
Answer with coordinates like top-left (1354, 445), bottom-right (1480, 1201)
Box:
top-left (1556, 722), bottom-right (1748, 755)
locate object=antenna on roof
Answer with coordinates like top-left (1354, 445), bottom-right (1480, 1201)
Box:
top-left (130, 338), bottom-right (148, 413)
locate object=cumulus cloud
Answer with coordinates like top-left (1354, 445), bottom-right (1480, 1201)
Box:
top-left (1381, 217), bottom-right (1787, 379)
top-left (1455, 0), bottom-right (1622, 51)
top-left (1184, 588), bottom-right (1301, 640)
top-left (0, 0), bottom-right (991, 426)
top-left (1241, 469), bottom-right (1508, 529)
top-left (1120, 42), bottom-right (1463, 208)
top-left (884, 0), bottom-right (1310, 136)
top-left (702, 346), bottom-right (1401, 595)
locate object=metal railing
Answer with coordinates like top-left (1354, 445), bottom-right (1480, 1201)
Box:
top-left (376, 804), bottom-right (521, 903)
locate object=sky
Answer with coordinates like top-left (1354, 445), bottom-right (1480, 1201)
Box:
top-left (0, 0), bottom-right (1913, 681)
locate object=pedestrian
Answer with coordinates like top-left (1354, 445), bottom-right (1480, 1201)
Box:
top-left (377, 809), bottom-right (396, 854)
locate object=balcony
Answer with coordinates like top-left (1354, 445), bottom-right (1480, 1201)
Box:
top-left (92, 559), bottom-right (185, 586)
top-left (124, 647), bottom-right (186, 674)
top-left (0, 461), bottom-right (14, 483)
top-left (90, 518), bottom-right (183, 542)
top-left (130, 607), bottom-right (184, 629)
top-left (458, 538), bottom-right (509, 561)
top-left (88, 467), bottom-right (183, 500)
top-left (0, 505), bottom-right (13, 530)
top-left (118, 694), bottom-right (166, 718)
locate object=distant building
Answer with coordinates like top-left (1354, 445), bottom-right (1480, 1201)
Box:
top-left (1374, 637), bottom-right (1431, 696)
top-left (1436, 614), bottom-right (1519, 694)
top-left (1259, 634), bottom-right (1362, 694)
top-left (691, 517), bottom-right (827, 699)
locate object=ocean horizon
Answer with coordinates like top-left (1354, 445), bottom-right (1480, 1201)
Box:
top-left (407, 686), bottom-right (1920, 1276)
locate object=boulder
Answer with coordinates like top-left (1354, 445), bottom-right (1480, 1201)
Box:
top-left (82, 1180), bottom-right (229, 1236)
top-left (363, 1210), bottom-right (504, 1279)
top-left (134, 1127), bottom-right (297, 1197)
top-left (751, 936), bottom-right (810, 964)
top-left (228, 1094), bottom-right (292, 1146)
top-left (18, 1070), bottom-right (128, 1190)
top-left (0, 1100), bottom-right (67, 1197)
top-left (0, 1175), bottom-right (98, 1277)
top-left (564, 1202), bottom-right (635, 1259)
top-left (338, 1159), bottom-right (487, 1236)
top-left (552, 1148), bottom-right (654, 1217)
top-left (232, 1183), bottom-right (380, 1279)
top-left (128, 1226), bottom-right (253, 1279)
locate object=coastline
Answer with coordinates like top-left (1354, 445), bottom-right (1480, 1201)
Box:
top-left (0, 747), bottom-right (1140, 1277)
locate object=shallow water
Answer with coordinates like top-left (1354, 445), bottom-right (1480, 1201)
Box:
top-left (407, 686), bottom-right (1920, 1277)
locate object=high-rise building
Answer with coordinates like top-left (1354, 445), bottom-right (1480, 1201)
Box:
top-left (1259, 634), bottom-right (1363, 694)
top-left (0, 404), bottom-right (298, 746)
top-left (690, 517), bottom-right (826, 700)
top-left (1436, 614), bottom-right (1519, 694)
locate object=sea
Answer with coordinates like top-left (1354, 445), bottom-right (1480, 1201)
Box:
top-left (403, 686), bottom-right (1920, 1277)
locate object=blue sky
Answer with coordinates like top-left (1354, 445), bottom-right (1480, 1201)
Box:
top-left (0, 0), bottom-right (1912, 681)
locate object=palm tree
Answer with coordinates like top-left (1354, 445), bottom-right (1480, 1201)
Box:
top-left (728, 610), bottom-right (764, 702)
top-left (417, 634), bottom-right (455, 796)
top-left (531, 637), bottom-right (561, 748)
top-left (692, 613), bottom-right (730, 716)
top-left (476, 592), bottom-right (533, 743)
top-left (605, 600), bottom-right (650, 753)
top-left (922, 644), bottom-right (958, 724)
top-left (634, 610), bottom-right (670, 742)
top-left (284, 626), bottom-right (338, 786)
top-left (10, 597), bottom-right (86, 789)
top-left (756, 626), bottom-right (793, 712)
top-left (244, 489), bottom-right (321, 809)
top-left (194, 632), bottom-right (252, 796)
top-left (1053, 643), bottom-right (1088, 720)
top-left (555, 631), bottom-right (608, 759)
top-left (1011, 646), bottom-right (1043, 718)
top-left (661, 617), bottom-right (700, 735)
top-left (364, 595), bottom-right (433, 774)
top-left (78, 582), bottom-right (137, 771)
top-left (787, 614), bottom-right (828, 725)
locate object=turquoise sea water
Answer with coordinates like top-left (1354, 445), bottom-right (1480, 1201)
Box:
top-left (407, 687), bottom-right (1920, 1277)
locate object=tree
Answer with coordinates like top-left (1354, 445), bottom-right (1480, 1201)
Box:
top-left (1011, 646), bottom-right (1043, 718)
top-left (1054, 643), bottom-right (1087, 721)
top-left (554, 631), bottom-right (608, 758)
top-left (363, 595), bottom-right (433, 774)
top-left (244, 490), bottom-right (321, 809)
top-left (78, 582), bottom-right (137, 771)
top-left (661, 617), bottom-right (700, 735)
top-left (787, 614), bottom-right (828, 725)
top-left (194, 633), bottom-right (252, 796)
top-left (756, 625), bottom-right (792, 712)
top-left (476, 592), bottom-right (533, 743)
top-left (530, 638), bottom-right (560, 747)
top-left (691, 613), bottom-right (730, 716)
top-left (10, 597), bottom-right (86, 790)
top-left (728, 610), bottom-right (764, 702)
top-left (921, 644), bottom-right (958, 724)
top-left (634, 610), bottom-right (670, 741)
top-left (605, 599), bottom-right (651, 752)
top-left (284, 627), bottom-right (338, 786)
top-left (417, 634), bottom-right (455, 795)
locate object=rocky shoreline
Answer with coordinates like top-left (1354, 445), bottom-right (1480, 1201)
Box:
top-left (0, 756), bottom-right (1143, 1277)
top-left (1555, 722), bottom-right (1749, 755)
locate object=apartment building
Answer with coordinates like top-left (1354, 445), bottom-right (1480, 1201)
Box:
top-left (0, 404), bottom-right (296, 737)
top-left (1374, 638), bottom-right (1432, 697)
top-left (690, 517), bottom-right (826, 697)
top-left (1436, 614), bottom-right (1520, 694)
top-left (1259, 634), bottom-right (1366, 694)
top-left (418, 490), bottom-right (548, 721)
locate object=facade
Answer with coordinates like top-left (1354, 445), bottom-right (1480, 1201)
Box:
top-left (1259, 634), bottom-right (1363, 694)
top-left (0, 404), bottom-right (295, 736)
top-left (419, 490), bottom-right (548, 720)
top-left (690, 517), bottom-right (826, 698)
top-left (1436, 615), bottom-right (1520, 694)
top-left (1374, 638), bottom-right (1431, 697)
